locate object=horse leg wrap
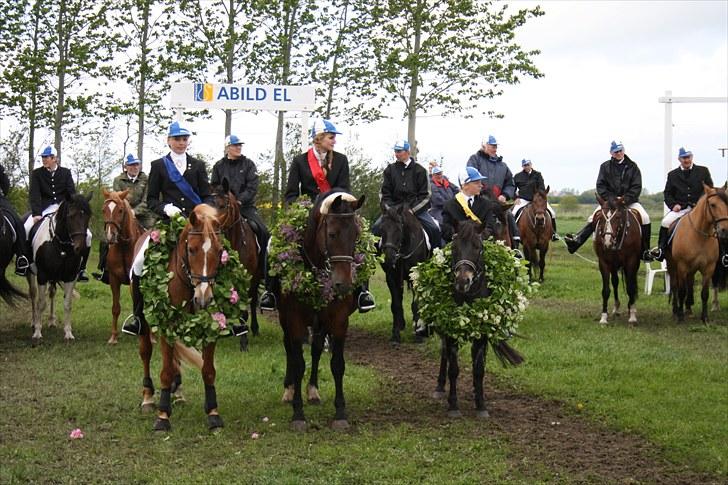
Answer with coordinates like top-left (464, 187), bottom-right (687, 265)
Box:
top-left (159, 388), bottom-right (172, 416)
top-left (204, 385), bottom-right (218, 414)
top-left (142, 376), bottom-right (155, 394)
top-left (171, 373), bottom-right (182, 394)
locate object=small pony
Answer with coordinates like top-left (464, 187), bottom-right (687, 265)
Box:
top-left (28, 193), bottom-right (92, 343)
top-left (378, 204), bottom-right (430, 344)
top-left (667, 183), bottom-right (728, 322)
top-left (517, 187), bottom-right (553, 282)
top-left (278, 191), bottom-right (365, 431)
top-left (593, 195), bottom-right (642, 325)
top-left (101, 189), bottom-right (144, 344)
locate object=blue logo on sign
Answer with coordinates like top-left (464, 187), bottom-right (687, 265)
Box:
top-left (193, 83), bottom-right (204, 101)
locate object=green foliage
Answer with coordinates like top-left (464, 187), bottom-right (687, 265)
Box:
top-left (558, 194), bottom-right (580, 213)
top-left (412, 240), bottom-right (535, 344)
top-left (139, 214), bottom-right (251, 349)
top-left (268, 197), bottom-right (379, 310)
top-left (346, 144), bottom-right (385, 223)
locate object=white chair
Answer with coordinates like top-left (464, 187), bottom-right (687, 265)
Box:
top-left (644, 260), bottom-right (670, 295)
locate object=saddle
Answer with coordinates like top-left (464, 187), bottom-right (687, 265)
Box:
top-left (241, 217), bottom-right (262, 254)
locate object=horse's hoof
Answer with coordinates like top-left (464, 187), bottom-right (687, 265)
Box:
top-left (281, 386), bottom-right (294, 403)
top-left (307, 384), bottom-right (321, 404)
top-left (207, 414), bottom-right (224, 431)
top-left (331, 419), bottom-right (349, 430)
top-left (141, 402), bottom-right (156, 413)
top-left (307, 397), bottom-right (321, 405)
top-left (290, 420), bottom-right (307, 432)
top-left (64, 335), bottom-right (75, 342)
top-left (476, 409), bottom-right (490, 419)
top-left (447, 409), bottom-right (462, 418)
top-left (153, 417), bottom-right (171, 432)
top-left (172, 395), bottom-right (186, 405)
top-left (31, 338), bottom-right (41, 347)
top-left (431, 390), bottom-right (446, 399)
top-left (598, 313), bottom-right (608, 325)
top-left (107, 335), bottom-right (118, 345)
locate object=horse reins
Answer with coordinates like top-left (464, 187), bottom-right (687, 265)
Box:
top-left (597, 207), bottom-right (637, 251)
top-left (302, 212), bottom-right (357, 274)
top-left (686, 192), bottom-right (728, 238)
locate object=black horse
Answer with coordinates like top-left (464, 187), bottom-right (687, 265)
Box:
top-left (0, 209), bottom-right (26, 306)
top-left (433, 219), bottom-right (523, 418)
top-left (29, 193), bottom-right (92, 343)
top-left (379, 205), bottom-right (430, 344)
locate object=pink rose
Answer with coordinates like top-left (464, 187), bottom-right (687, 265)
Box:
top-left (150, 230), bottom-right (160, 244)
top-left (229, 288), bottom-right (239, 305)
top-left (251, 432), bottom-right (260, 440)
top-left (212, 312), bottom-right (227, 329)
top-left (221, 250), bottom-right (229, 264)
top-left (69, 428), bottom-right (84, 439)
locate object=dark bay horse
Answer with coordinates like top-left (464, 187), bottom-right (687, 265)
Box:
top-left (28, 193), bottom-right (92, 343)
top-left (101, 189), bottom-right (144, 344)
top-left (153, 204), bottom-right (226, 431)
top-left (0, 209), bottom-right (26, 306)
top-left (593, 195), bottom-right (641, 325)
top-left (434, 219), bottom-right (523, 418)
top-left (517, 187), bottom-right (553, 282)
top-left (379, 205), bottom-right (430, 344)
top-left (667, 183), bottom-right (728, 322)
top-left (210, 180), bottom-right (262, 351)
top-left (279, 191), bottom-right (365, 431)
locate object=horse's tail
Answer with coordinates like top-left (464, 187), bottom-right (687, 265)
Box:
top-left (173, 341), bottom-right (203, 370)
top-left (713, 259), bottom-right (727, 290)
top-left (0, 272), bottom-right (26, 306)
top-left (491, 340), bottom-right (524, 367)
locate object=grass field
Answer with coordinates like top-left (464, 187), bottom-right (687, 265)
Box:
top-left (0, 208), bottom-right (726, 483)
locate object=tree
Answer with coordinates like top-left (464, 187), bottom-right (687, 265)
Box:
top-left (366, 0), bottom-right (543, 155)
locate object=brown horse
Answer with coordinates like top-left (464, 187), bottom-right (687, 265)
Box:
top-left (517, 187), bottom-right (553, 282)
top-left (210, 180), bottom-right (262, 351)
top-left (101, 189), bottom-right (144, 344)
top-left (278, 191), bottom-right (365, 431)
top-left (593, 195), bottom-right (642, 325)
top-left (152, 204), bottom-right (226, 431)
top-left (667, 183), bottom-right (728, 322)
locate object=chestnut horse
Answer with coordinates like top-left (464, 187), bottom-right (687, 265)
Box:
top-left (517, 187), bottom-right (553, 282)
top-left (210, 180), bottom-right (262, 351)
top-left (278, 191), bottom-right (365, 431)
top-left (101, 189), bottom-right (144, 344)
top-left (593, 195), bottom-right (642, 325)
top-left (667, 183), bottom-right (728, 322)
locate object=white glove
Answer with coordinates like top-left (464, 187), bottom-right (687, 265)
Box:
top-left (163, 204), bottom-right (182, 217)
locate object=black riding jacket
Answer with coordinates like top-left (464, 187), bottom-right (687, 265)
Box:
top-left (380, 158), bottom-right (431, 215)
top-left (513, 169), bottom-right (545, 202)
top-left (663, 165), bottom-right (713, 209)
top-left (596, 155), bottom-right (642, 205)
top-left (29, 165), bottom-right (76, 216)
top-left (211, 155), bottom-right (260, 208)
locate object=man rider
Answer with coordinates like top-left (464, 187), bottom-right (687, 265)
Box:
top-left (512, 159), bottom-right (559, 241)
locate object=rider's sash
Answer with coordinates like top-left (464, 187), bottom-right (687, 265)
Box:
top-left (455, 193), bottom-right (481, 223)
top-left (164, 155), bottom-right (202, 206)
top-left (307, 148), bottom-right (332, 193)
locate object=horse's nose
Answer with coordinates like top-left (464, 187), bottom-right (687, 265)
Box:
top-left (194, 283), bottom-right (213, 310)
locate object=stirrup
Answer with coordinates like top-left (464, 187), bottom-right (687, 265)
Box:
top-left (551, 233), bottom-right (561, 241)
top-left (231, 323), bottom-right (249, 337)
top-left (15, 256), bottom-right (29, 276)
top-left (259, 291), bottom-right (277, 312)
top-left (722, 254), bottom-right (728, 268)
top-left (357, 291), bottom-right (375, 313)
top-left (121, 314), bottom-right (142, 336)
top-left (648, 247), bottom-right (663, 261)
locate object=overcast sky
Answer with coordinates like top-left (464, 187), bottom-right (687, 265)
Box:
top-left (180, 0), bottom-right (727, 194)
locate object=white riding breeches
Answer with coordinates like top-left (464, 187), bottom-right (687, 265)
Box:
top-left (588, 202), bottom-right (649, 224)
top-left (661, 207), bottom-right (691, 228)
top-left (512, 199), bottom-right (556, 220)
top-left (131, 234), bottom-right (151, 278)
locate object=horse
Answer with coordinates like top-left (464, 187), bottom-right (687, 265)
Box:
top-left (433, 219), bottom-right (523, 418)
top-left (152, 204), bottom-right (228, 431)
top-left (101, 189), bottom-right (144, 344)
top-left (278, 191), bottom-right (365, 431)
top-left (379, 205), bottom-right (430, 344)
top-left (0, 208), bottom-right (26, 306)
top-left (28, 193), bottom-right (92, 343)
top-left (593, 195), bottom-right (642, 325)
top-left (517, 187), bottom-right (553, 282)
top-left (667, 183), bottom-right (728, 322)
top-left (210, 180), bottom-right (262, 351)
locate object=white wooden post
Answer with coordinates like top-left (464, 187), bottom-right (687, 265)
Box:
top-left (301, 111), bottom-right (310, 152)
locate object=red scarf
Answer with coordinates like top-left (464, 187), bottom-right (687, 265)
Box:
top-left (432, 177), bottom-right (450, 189)
top-left (307, 148), bottom-right (331, 193)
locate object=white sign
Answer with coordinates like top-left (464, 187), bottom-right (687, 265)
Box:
top-left (170, 82), bottom-right (315, 111)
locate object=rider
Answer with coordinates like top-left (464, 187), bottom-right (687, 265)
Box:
top-left (122, 121), bottom-right (212, 336)
top-left (648, 147), bottom-right (716, 263)
top-left (429, 165), bottom-right (459, 225)
top-left (512, 159), bottom-right (560, 241)
top-left (441, 167), bottom-right (500, 243)
top-left (211, 134), bottom-right (271, 318)
top-left (564, 141), bottom-right (652, 259)
top-left (94, 153), bottom-right (155, 284)
top-left (25, 145), bottom-right (91, 281)
top-left (261, 118), bottom-right (375, 313)
top-left (466, 135), bottom-right (521, 252)
top-left (373, 139), bottom-right (442, 249)
top-left (0, 163), bottom-right (30, 276)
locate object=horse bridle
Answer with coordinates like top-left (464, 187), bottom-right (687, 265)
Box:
top-left (215, 191), bottom-right (250, 247)
top-left (687, 192), bottom-right (728, 238)
top-left (381, 214), bottom-right (425, 264)
top-left (50, 207), bottom-right (87, 251)
top-left (181, 229), bottom-right (223, 288)
top-left (103, 199), bottom-right (129, 244)
top-left (303, 212), bottom-right (357, 274)
top-left (597, 206), bottom-right (635, 250)
top-left (452, 236), bottom-right (486, 294)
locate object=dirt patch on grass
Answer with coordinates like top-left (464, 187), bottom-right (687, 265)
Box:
top-left (346, 328), bottom-right (723, 485)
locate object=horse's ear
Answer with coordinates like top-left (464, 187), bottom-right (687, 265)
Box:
top-left (119, 189), bottom-right (130, 200)
top-left (702, 182), bottom-right (713, 194)
top-left (85, 192), bottom-right (94, 202)
top-left (189, 208), bottom-right (198, 226)
top-left (331, 195), bottom-right (343, 212)
top-left (222, 177), bottom-right (230, 193)
top-left (353, 194), bottom-right (366, 211)
top-left (545, 185), bottom-right (550, 194)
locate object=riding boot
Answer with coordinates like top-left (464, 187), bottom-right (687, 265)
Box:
top-left (355, 280), bottom-right (375, 313)
top-left (93, 241), bottom-right (109, 284)
top-left (77, 245), bottom-right (90, 282)
top-left (720, 237), bottom-right (728, 268)
top-left (564, 222), bottom-right (594, 254)
top-left (259, 250), bottom-right (277, 312)
top-left (648, 227), bottom-right (669, 262)
top-left (551, 219), bottom-right (560, 241)
top-left (14, 237), bottom-right (30, 277)
top-left (511, 237), bottom-right (523, 259)
top-left (640, 223), bottom-right (652, 261)
top-left (122, 274), bottom-right (144, 336)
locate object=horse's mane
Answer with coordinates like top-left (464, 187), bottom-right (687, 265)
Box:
top-left (186, 204), bottom-right (219, 236)
top-left (456, 219), bottom-right (481, 241)
top-left (68, 193), bottom-right (92, 214)
top-left (712, 187), bottom-right (728, 206)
